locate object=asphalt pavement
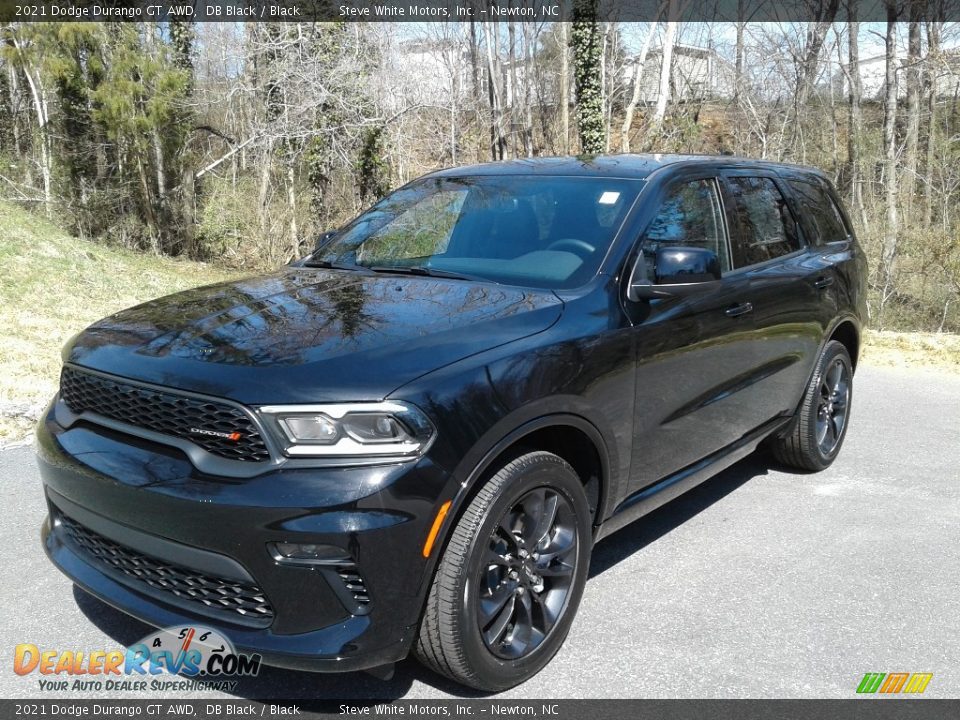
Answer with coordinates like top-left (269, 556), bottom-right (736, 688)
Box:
top-left (1, 365), bottom-right (958, 700)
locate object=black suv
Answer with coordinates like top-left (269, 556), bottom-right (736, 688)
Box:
top-left (37, 155), bottom-right (865, 691)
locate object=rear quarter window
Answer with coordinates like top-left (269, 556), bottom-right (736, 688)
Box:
top-left (785, 178), bottom-right (850, 245)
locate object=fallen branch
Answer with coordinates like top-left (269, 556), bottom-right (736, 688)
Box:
top-left (0, 173), bottom-right (45, 201)
top-left (161, 135), bottom-right (259, 199)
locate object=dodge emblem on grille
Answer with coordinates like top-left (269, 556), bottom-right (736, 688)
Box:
top-left (189, 427), bottom-right (242, 441)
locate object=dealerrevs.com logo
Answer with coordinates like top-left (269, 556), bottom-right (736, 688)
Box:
top-left (856, 672), bottom-right (933, 695)
top-left (14, 625), bottom-right (260, 693)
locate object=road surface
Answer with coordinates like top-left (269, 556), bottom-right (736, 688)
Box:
top-left (1, 365), bottom-right (957, 700)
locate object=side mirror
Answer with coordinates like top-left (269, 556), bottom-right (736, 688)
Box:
top-left (628, 246), bottom-right (722, 301)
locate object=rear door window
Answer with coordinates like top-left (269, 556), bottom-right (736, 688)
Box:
top-left (726, 177), bottom-right (801, 268)
top-left (784, 178), bottom-right (849, 245)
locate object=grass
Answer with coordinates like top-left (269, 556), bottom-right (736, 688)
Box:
top-left (861, 329), bottom-right (960, 374)
top-left (0, 201), bottom-right (241, 444)
top-left (0, 201), bottom-right (958, 446)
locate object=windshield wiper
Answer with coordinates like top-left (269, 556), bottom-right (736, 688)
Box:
top-left (302, 259), bottom-right (370, 272)
top-left (367, 265), bottom-right (493, 283)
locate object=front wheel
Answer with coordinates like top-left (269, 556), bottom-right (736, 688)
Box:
top-left (414, 451), bottom-right (592, 691)
top-left (770, 339), bottom-right (853, 471)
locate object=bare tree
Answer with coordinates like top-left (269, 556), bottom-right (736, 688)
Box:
top-left (484, 21), bottom-right (506, 160)
top-left (923, 9), bottom-right (943, 227)
top-left (621, 18), bottom-right (660, 152)
top-left (903, 0), bottom-right (924, 217)
top-left (559, 22), bottom-right (570, 154)
top-left (734, 0), bottom-right (745, 103)
top-left (7, 30), bottom-right (51, 214)
top-left (652, 5), bottom-right (679, 132)
top-left (881, 1), bottom-right (901, 321)
top-left (846, 8), bottom-right (864, 222)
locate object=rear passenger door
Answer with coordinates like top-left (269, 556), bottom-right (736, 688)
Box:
top-left (719, 171), bottom-right (825, 424)
top-left (627, 174), bottom-right (761, 492)
top-left (780, 174), bottom-right (857, 325)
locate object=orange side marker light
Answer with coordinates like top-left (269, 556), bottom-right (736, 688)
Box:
top-left (422, 500), bottom-right (452, 558)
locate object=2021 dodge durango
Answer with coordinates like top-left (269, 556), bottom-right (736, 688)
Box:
top-left (37, 155), bottom-right (866, 690)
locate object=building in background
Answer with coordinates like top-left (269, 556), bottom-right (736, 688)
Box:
top-left (833, 50), bottom-right (960, 101)
top-left (623, 44), bottom-right (736, 102)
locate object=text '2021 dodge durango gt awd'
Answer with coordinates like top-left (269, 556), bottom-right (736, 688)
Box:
top-left (37, 155), bottom-right (866, 690)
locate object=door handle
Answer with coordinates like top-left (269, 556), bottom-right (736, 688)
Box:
top-left (814, 275), bottom-right (835, 290)
top-left (724, 302), bottom-right (754, 318)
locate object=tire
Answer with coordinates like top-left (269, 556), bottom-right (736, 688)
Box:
top-left (770, 340), bottom-right (853, 471)
top-left (414, 451), bottom-right (592, 691)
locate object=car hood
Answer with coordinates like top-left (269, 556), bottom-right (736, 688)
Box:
top-left (64, 268), bottom-right (563, 404)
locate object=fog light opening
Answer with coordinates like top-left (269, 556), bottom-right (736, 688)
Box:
top-left (269, 542), bottom-right (351, 565)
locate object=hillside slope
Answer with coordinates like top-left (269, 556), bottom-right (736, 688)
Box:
top-left (0, 202), bottom-right (241, 443)
top-left (0, 202), bottom-right (957, 446)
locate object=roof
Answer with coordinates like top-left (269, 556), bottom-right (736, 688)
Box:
top-left (427, 154), bottom-right (828, 180)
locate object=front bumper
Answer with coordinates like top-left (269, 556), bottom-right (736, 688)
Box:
top-left (36, 404), bottom-right (454, 672)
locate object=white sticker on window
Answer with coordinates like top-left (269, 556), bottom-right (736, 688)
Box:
top-left (598, 191), bottom-right (621, 205)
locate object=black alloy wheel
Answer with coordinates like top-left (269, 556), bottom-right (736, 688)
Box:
top-left (770, 339), bottom-right (854, 471)
top-left (415, 450), bottom-right (592, 691)
top-left (477, 486), bottom-right (578, 659)
top-left (815, 355), bottom-right (850, 456)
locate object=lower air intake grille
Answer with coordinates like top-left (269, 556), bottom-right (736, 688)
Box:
top-left (60, 366), bottom-right (271, 463)
top-left (337, 567), bottom-right (371, 607)
top-left (58, 513), bottom-right (274, 626)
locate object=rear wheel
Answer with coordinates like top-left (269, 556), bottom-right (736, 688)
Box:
top-left (415, 451), bottom-right (592, 691)
top-left (770, 340), bottom-right (853, 471)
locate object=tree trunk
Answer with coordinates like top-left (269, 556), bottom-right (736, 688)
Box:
top-left (652, 10), bottom-right (678, 132)
top-left (903, 3), bottom-right (923, 218)
top-left (560, 22), bottom-right (570, 154)
top-left (521, 23), bottom-right (534, 157)
top-left (734, 0), bottom-right (745, 103)
top-left (621, 20), bottom-right (659, 152)
top-left (571, 0), bottom-right (605, 154)
top-left (789, 1), bottom-right (840, 161)
top-left (923, 18), bottom-right (941, 228)
top-left (508, 20), bottom-right (518, 157)
top-left (5, 64), bottom-right (24, 160)
top-left (259, 138), bottom-right (274, 245)
top-left (484, 20), bottom-right (505, 161)
top-left (469, 21), bottom-right (482, 162)
top-left (601, 23), bottom-right (614, 152)
top-left (0, 62), bottom-right (11, 153)
top-left (881, 1), bottom-right (900, 323)
top-left (847, 12), bottom-right (864, 217)
top-left (136, 154), bottom-right (160, 250)
top-left (180, 166), bottom-right (196, 257)
top-left (153, 131), bottom-right (167, 199)
top-left (14, 41), bottom-right (52, 215)
top-left (287, 161), bottom-right (298, 258)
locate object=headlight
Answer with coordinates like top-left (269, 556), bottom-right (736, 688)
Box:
top-left (258, 402), bottom-right (436, 458)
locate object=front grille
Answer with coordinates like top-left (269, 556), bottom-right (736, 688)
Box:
top-left (60, 366), bottom-right (271, 463)
top-left (337, 567), bottom-right (371, 607)
top-left (59, 513), bottom-right (274, 625)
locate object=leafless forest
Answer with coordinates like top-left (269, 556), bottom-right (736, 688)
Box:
top-left (1, 12), bottom-right (959, 331)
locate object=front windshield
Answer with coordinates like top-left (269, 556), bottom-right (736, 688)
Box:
top-left (312, 175), bottom-right (644, 290)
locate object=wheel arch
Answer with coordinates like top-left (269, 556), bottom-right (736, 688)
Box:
top-left (422, 413), bottom-right (612, 578)
top-left (453, 413), bottom-right (610, 525)
top-left (828, 318), bottom-right (861, 371)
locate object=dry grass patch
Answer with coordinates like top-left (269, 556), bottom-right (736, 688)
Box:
top-left (861, 330), bottom-right (960, 374)
top-left (0, 202), bottom-right (241, 445)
